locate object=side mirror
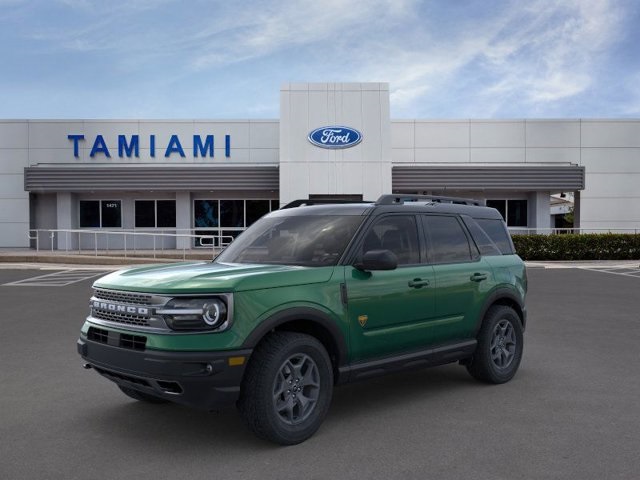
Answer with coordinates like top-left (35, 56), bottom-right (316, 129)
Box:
top-left (354, 249), bottom-right (398, 271)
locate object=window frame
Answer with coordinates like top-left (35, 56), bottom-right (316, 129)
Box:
top-left (78, 199), bottom-right (123, 229)
top-left (134, 199), bottom-right (177, 229)
top-left (486, 198), bottom-right (529, 227)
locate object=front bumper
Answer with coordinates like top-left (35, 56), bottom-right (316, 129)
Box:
top-left (77, 336), bottom-right (252, 410)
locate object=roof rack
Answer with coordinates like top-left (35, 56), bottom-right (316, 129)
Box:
top-left (281, 199), bottom-right (373, 209)
top-left (375, 194), bottom-right (482, 206)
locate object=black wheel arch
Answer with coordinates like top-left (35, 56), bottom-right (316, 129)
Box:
top-left (475, 288), bottom-right (526, 334)
top-left (242, 307), bottom-right (348, 379)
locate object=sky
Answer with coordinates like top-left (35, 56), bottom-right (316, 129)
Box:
top-left (0, 0), bottom-right (639, 119)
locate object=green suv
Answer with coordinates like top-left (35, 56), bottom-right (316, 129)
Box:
top-left (77, 194), bottom-right (527, 444)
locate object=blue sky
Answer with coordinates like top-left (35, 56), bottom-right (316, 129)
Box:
top-left (1, 0), bottom-right (639, 119)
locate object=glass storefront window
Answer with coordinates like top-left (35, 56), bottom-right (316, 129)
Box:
top-left (157, 200), bottom-right (176, 228)
top-left (194, 200), bottom-right (219, 228)
top-left (135, 201), bottom-right (155, 228)
top-left (220, 200), bottom-right (244, 227)
top-left (135, 200), bottom-right (176, 228)
top-left (246, 200), bottom-right (270, 226)
top-left (487, 199), bottom-right (528, 227)
top-left (80, 200), bottom-right (121, 228)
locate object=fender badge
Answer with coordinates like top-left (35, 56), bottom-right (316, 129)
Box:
top-left (358, 315), bottom-right (368, 327)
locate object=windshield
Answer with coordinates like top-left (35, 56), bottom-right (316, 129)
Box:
top-left (215, 215), bottom-right (364, 266)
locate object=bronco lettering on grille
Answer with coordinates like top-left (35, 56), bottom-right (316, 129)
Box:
top-left (92, 300), bottom-right (149, 316)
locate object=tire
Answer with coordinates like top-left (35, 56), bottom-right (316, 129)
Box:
top-left (466, 305), bottom-right (524, 384)
top-left (238, 332), bottom-right (334, 445)
top-left (118, 385), bottom-right (169, 404)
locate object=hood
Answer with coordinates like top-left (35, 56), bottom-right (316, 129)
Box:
top-left (93, 261), bottom-right (335, 294)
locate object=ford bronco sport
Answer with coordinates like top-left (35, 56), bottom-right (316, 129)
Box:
top-left (77, 194), bottom-right (527, 444)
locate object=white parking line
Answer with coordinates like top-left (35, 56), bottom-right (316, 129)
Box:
top-left (578, 266), bottom-right (640, 279)
top-left (3, 269), bottom-right (108, 287)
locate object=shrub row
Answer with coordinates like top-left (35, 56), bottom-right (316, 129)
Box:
top-left (511, 233), bottom-right (640, 261)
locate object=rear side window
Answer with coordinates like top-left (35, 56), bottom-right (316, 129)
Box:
top-left (475, 218), bottom-right (514, 254)
top-left (422, 215), bottom-right (473, 264)
top-left (462, 217), bottom-right (502, 256)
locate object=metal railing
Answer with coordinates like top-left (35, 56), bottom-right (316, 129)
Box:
top-left (27, 228), bottom-right (236, 259)
top-left (508, 227), bottom-right (640, 235)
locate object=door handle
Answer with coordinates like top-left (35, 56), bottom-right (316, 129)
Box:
top-left (470, 273), bottom-right (488, 282)
top-left (408, 278), bottom-right (430, 288)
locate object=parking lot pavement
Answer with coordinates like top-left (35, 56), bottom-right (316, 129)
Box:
top-left (1, 267), bottom-right (639, 480)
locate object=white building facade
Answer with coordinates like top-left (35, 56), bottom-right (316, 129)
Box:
top-left (1, 82), bottom-right (639, 249)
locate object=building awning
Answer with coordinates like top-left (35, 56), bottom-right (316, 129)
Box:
top-left (392, 165), bottom-right (585, 191)
top-left (24, 165), bottom-right (279, 192)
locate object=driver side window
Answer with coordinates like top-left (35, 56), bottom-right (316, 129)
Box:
top-left (361, 215), bottom-right (420, 265)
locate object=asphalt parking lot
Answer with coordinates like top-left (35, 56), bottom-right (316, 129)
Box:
top-left (1, 265), bottom-right (639, 480)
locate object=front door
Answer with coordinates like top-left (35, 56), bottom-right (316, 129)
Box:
top-left (345, 215), bottom-right (436, 362)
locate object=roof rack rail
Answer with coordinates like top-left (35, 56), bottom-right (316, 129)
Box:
top-left (281, 199), bottom-right (373, 209)
top-left (375, 194), bottom-right (482, 206)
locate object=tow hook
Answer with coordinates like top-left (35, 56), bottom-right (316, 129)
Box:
top-left (82, 363), bottom-right (93, 370)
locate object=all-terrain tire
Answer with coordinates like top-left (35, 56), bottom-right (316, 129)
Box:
top-left (466, 305), bottom-right (524, 384)
top-left (118, 385), bottom-right (169, 404)
top-left (238, 332), bottom-right (334, 445)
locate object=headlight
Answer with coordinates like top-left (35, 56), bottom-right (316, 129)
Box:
top-left (157, 297), bottom-right (229, 331)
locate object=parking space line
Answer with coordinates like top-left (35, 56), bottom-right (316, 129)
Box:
top-left (579, 266), bottom-right (640, 279)
top-left (3, 269), bottom-right (107, 287)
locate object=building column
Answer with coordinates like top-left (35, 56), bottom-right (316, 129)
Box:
top-left (175, 192), bottom-right (191, 250)
top-left (56, 192), bottom-right (77, 250)
top-left (527, 191), bottom-right (551, 233)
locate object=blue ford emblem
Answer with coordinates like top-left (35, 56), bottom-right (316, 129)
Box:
top-left (308, 126), bottom-right (362, 149)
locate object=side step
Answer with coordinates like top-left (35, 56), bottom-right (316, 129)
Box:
top-left (337, 339), bottom-right (477, 384)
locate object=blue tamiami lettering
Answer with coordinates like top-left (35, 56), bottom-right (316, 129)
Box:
top-left (194, 135), bottom-right (214, 157)
top-left (165, 135), bottom-right (185, 157)
top-left (118, 135), bottom-right (139, 157)
top-left (68, 134), bottom-right (231, 158)
top-left (90, 135), bottom-right (111, 158)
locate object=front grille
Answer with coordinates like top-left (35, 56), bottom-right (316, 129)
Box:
top-left (87, 326), bottom-right (109, 344)
top-left (92, 309), bottom-right (151, 327)
top-left (120, 333), bottom-right (146, 351)
top-left (94, 288), bottom-right (153, 305)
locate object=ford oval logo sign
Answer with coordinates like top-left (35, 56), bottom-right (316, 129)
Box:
top-left (308, 126), bottom-right (362, 149)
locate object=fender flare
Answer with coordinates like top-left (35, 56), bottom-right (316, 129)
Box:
top-left (475, 287), bottom-right (526, 334)
top-left (241, 307), bottom-right (348, 366)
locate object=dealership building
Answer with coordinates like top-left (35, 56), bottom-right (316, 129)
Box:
top-left (1, 82), bottom-right (639, 250)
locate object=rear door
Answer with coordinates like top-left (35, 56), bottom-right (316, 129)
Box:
top-left (422, 215), bottom-right (494, 342)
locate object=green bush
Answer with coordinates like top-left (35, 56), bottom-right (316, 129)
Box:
top-left (511, 234), bottom-right (640, 261)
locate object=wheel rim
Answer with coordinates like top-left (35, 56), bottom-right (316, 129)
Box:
top-left (490, 319), bottom-right (517, 369)
top-left (272, 353), bottom-right (321, 425)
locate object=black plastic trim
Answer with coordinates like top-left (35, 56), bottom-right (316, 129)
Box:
top-left (476, 288), bottom-right (526, 333)
top-left (337, 339), bottom-right (477, 384)
top-left (77, 337), bottom-right (251, 410)
top-left (242, 307), bottom-right (348, 366)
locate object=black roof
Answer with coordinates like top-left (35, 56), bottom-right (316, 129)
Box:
top-left (271, 195), bottom-right (503, 220)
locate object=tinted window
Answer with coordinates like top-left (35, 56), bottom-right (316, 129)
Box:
top-left (462, 217), bottom-right (501, 256)
top-left (246, 200), bottom-right (271, 225)
top-left (79, 201), bottom-right (100, 228)
top-left (135, 200), bottom-right (155, 228)
top-left (194, 200), bottom-right (219, 227)
top-left (361, 215), bottom-right (420, 265)
top-left (486, 200), bottom-right (506, 220)
top-left (507, 200), bottom-right (528, 227)
top-left (220, 200), bottom-right (244, 227)
top-left (157, 200), bottom-right (176, 228)
top-left (216, 215), bottom-right (364, 267)
top-left (476, 218), bottom-right (514, 254)
top-left (423, 215), bottom-right (472, 264)
top-left (101, 201), bottom-right (121, 228)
